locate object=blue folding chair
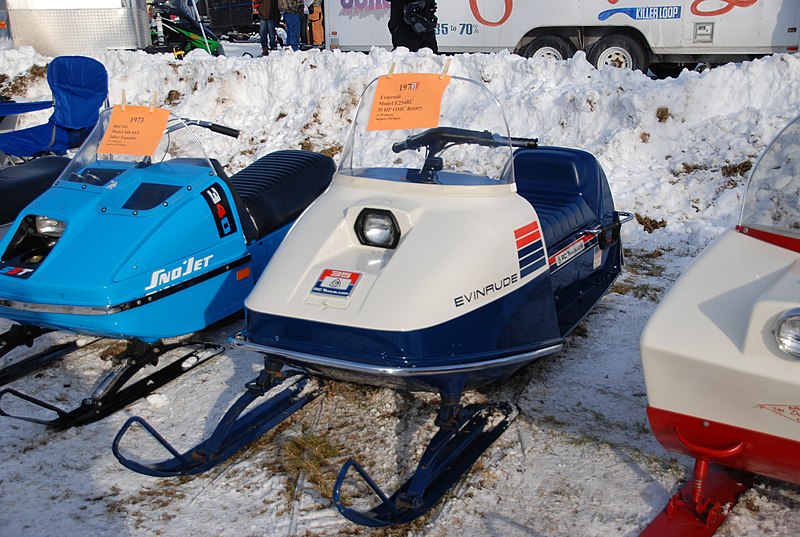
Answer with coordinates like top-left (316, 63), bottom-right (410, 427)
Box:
top-left (0, 56), bottom-right (108, 160)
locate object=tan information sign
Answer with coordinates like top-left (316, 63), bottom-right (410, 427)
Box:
top-left (98, 105), bottom-right (170, 156)
top-left (367, 73), bottom-right (451, 131)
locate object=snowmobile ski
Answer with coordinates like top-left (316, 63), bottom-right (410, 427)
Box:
top-left (0, 341), bottom-right (223, 428)
top-left (332, 402), bottom-right (517, 527)
top-left (0, 325), bottom-right (101, 386)
top-left (640, 460), bottom-right (753, 537)
top-left (112, 366), bottom-right (321, 476)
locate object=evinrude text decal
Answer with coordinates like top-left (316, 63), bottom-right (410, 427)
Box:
top-left (202, 183), bottom-right (237, 238)
top-left (514, 221), bottom-right (546, 279)
top-left (145, 255), bottom-right (214, 292)
top-left (311, 269), bottom-right (362, 298)
top-left (454, 273), bottom-right (518, 308)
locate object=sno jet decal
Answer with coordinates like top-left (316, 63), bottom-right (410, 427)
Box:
top-left (514, 221), bottom-right (546, 279)
top-left (0, 266), bottom-right (35, 279)
top-left (311, 269), bottom-right (362, 298)
top-left (202, 183), bottom-right (237, 238)
top-left (598, 5), bottom-right (682, 21)
top-left (145, 255), bottom-right (214, 292)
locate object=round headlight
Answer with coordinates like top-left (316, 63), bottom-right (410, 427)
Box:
top-left (355, 209), bottom-right (400, 249)
top-left (34, 216), bottom-right (66, 237)
top-left (774, 308), bottom-right (800, 359)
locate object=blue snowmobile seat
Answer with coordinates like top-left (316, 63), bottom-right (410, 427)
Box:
top-left (0, 155), bottom-right (70, 224)
top-left (0, 56), bottom-right (108, 158)
top-left (227, 150), bottom-right (335, 242)
top-left (513, 147), bottom-right (602, 247)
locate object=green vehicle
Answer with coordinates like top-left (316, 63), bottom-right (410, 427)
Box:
top-left (148, 0), bottom-right (225, 57)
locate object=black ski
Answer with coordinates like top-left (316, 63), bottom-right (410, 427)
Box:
top-left (0, 342), bottom-right (223, 428)
top-left (333, 402), bottom-right (517, 527)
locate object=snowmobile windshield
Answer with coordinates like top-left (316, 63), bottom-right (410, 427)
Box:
top-left (338, 73), bottom-right (518, 186)
top-left (740, 114), bottom-right (800, 240)
top-left (59, 107), bottom-right (216, 187)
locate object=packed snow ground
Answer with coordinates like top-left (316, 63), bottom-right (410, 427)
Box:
top-left (1, 43), bottom-right (800, 536)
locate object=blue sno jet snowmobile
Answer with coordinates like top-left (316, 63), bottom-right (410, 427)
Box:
top-left (114, 72), bottom-right (632, 526)
top-left (0, 105), bottom-right (334, 427)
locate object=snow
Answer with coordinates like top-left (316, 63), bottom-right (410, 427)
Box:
top-left (1, 42), bottom-right (800, 536)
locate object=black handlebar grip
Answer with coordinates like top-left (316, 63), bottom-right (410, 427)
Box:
top-left (209, 123), bottom-right (240, 138)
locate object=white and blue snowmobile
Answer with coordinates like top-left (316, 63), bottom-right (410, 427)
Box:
top-left (0, 105), bottom-right (334, 427)
top-left (113, 71), bottom-right (632, 526)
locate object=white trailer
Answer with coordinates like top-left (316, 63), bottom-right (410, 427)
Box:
top-left (324, 0), bottom-right (800, 76)
top-left (6, 0), bottom-right (150, 57)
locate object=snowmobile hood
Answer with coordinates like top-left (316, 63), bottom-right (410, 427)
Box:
top-left (244, 172), bottom-right (543, 332)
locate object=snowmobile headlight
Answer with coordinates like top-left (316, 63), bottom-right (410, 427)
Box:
top-left (34, 216), bottom-right (66, 237)
top-left (355, 209), bottom-right (400, 249)
top-left (774, 308), bottom-right (800, 360)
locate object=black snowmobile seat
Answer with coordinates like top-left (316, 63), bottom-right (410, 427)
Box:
top-left (0, 155), bottom-right (70, 225)
top-left (513, 147), bottom-right (601, 248)
top-left (229, 150), bottom-right (335, 241)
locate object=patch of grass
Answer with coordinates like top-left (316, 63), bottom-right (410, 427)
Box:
top-left (640, 131), bottom-right (650, 143)
top-left (279, 433), bottom-right (342, 500)
top-left (635, 213), bottom-right (667, 233)
top-left (676, 162), bottom-right (708, 175)
top-left (623, 249), bottom-right (665, 277)
top-left (721, 160), bottom-right (752, 177)
top-left (165, 89), bottom-right (182, 105)
top-left (611, 281), bottom-right (663, 301)
top-left (5, 64), bottom-right (48, 95)
top-left (656, 107), bottom-right (670, 122)
top-left (320, 144), bottom-right (342, 158)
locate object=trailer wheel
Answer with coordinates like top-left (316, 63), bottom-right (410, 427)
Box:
top-left (587, 34), bottom-right (648, 72)
top-left (523, 35), bottom-right (576, 61)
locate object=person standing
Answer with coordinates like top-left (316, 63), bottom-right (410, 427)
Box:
top-left (279, 0), bottom-right (304, 51)
top-left (387, 0), bottom-right (438, 53)
top-left (307, 0), bottom-right (324, 46)
top-left (258, 0), bottom-right (280, 56)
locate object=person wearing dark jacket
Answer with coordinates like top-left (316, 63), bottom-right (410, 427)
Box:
top-left (258, 0), bottom-right (280, 55)
top-left (387, 0), bottom-right (438, 53)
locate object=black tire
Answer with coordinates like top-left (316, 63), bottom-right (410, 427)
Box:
top-left (649, 62), bottom-right (698, 79)
top-left (523, 35), bottom-right (576, 61)
top-left (587, 34), bottom-right (648, 72)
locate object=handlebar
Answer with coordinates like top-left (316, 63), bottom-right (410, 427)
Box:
top-left (179, 119), bottom-right (240, 138)
top-left (392, 127), bottom-right (537, 153)
top-left (205, 122), bottom-right (240, 138)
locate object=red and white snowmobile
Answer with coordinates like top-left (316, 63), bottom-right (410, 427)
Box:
top-left (640, 113), bottom-right (800, 536)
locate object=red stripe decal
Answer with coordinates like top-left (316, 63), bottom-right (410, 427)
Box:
top-left (515, 228), bottom-right (541, 249)
top-left (514, 221), bottom-right (539, 239)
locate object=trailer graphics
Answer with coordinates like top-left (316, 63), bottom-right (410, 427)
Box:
top-left (324, 0), bottom-right (797, 77)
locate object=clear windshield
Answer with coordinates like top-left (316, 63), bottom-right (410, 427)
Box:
top-left (59, 108), bottom-right (214, 186)
top-left (740, 115), bottom-right (800, 239)
top-left (338, 73), bottom-right (517, 186)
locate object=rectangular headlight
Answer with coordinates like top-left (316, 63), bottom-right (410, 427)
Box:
top-left (35, 216), bottom-right (66, 237)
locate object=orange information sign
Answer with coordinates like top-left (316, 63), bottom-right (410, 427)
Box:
top-left (367, 73), bottom-right (451, 131)
top-left (98, 105), bottom-right (170, 156)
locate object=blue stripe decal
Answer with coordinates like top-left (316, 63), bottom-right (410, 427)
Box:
top-left (520, 256), bottom-right (546, 279)
top-left (517, 241), bottom-right (543, 261)
top-left (518, 238), bottom-right (545, 277)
